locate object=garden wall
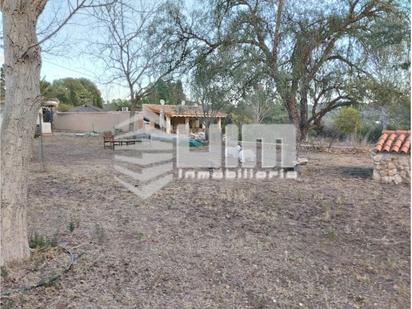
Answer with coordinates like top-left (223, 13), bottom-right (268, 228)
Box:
top-left (372, 152), bottom-right (410, 184)
top-left (53, 111), bottom-right (143, 133)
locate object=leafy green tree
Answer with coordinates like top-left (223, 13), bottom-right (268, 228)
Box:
top-left (142, 79), bottom-right (186, 104)
top-left (43, 78), bottom-right (103, 108)
top-left (334, 107), bottom-right (362, 137)
top-left (78, 78), bottom-right (103, 107)
top-left (110, 99), bottom-right (131, 111)
top-left (40, 79), bottom-right (52, 98)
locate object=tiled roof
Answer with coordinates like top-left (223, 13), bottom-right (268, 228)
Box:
top-left (375, 130), bottom-right (410, 154)
top-left (143, 104), bottom-right (227, 118)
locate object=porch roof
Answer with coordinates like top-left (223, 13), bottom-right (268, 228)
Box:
top-left (143, 104), bottom-right (226, 118)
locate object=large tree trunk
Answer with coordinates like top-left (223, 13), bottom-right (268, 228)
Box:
top-left (128, 108), bottom-right (136, 132)
top-left (284, 96), bottom-right (303, 139)
top-left (1, 1), bottom-right (44, 266)
top-left (128, 90), bottom-right (137, 132)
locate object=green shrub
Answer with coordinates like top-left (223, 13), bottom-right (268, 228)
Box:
top-left (67, 217), bottom-right (80, 233)
top-left (1, 266), bottom-right (9, 279)
top-left (29, 232), bottom-right (58, 249)
top-left (334, 107), bottom-right (361, 137)
top-left (359, 124), bottom-right (382, 143)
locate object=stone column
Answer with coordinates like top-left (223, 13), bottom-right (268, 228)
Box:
top-left (159, 109), bottom-right (164, 131)
top-left (166, 116), bottom-right (171, 134)
top-left (185, 118), bottom-right (190, 132)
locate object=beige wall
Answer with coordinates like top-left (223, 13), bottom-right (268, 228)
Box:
top-left (54, 111), bottom-right (143, 132)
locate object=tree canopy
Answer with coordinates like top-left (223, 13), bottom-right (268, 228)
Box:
top-left (334, 107), bottom-right (362, 136)
top-left (41, 77), bottom-right (103, 108)
top-left (159, 0), bottom-right (410, 141)
top-left (142, 79), bottom-right (186, 105)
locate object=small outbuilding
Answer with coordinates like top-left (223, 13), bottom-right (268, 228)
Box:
top-left (37, 99), bottom-right (59, 134)
top-left (372, 130), bottom-right (410, 184)
top-left (143, 103), bottom-right (226, 134)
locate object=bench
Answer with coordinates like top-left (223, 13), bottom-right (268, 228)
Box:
top-left (103, 131), bottom-right (141, 150)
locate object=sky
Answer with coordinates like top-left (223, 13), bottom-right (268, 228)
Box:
top-left (41, 55), bottom-right (128, 103)
top-left (38, 0), bottom-right (153, 102)
top-left (0, 0), bottom-right (196, 103)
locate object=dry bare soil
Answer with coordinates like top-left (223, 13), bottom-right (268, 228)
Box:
top-left (1, 134), bottom-right (410, 308)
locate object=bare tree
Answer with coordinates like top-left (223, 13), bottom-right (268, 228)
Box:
top-left (0, 0), bottom-right (112, 266)
top-left (91, 0), bottom-right (190, 131)
top-left (245, 85), bottom-right (275, 124)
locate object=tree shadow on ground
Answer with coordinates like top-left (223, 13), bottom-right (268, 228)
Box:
top-left (341, 166), bottom-right (373, 179)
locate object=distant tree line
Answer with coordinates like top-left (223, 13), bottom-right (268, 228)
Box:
top-left (39, 76), bottom-right (187, 112)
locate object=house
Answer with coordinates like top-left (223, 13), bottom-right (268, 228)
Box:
top-left (143, 103), bottom-right (226, 134)
top-left (372, 130), bottom-right (410, 184)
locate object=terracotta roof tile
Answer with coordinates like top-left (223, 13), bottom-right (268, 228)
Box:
top-left (374, 130), bottom-right (411, 154)
top-left (400, 136), bottom-right (411, 154)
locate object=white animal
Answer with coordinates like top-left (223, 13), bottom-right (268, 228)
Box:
top-left (225, 145), bottom-right (256, 163)
top-left (225, 145), bottom-right (241, 158)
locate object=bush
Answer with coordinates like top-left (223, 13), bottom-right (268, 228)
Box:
top-left (29, 232), bottom-right (58, 249)
top-left (358, 124), bottom-right (382, 143)
top-left (334, 107), bottom-right (361, 137)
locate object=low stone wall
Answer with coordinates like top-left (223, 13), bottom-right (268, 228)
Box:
top-left (301, 144), bottom-right (370, 154)
top-left (372, 152), bottom-right (410, 184)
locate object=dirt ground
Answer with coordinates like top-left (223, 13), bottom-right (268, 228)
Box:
top-left (1, 134), bottom-right (410, 308)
